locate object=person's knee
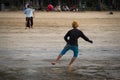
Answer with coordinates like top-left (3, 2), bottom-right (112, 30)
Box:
top-left (73, 51), bottom-right (78, 58)
top-left (73, 54), bottom-right (78, 58)
top-left (60, 52), bottom-right (65, 56)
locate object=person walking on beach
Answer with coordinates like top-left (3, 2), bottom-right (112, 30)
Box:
top-left (51, 21), bottom-right (93, 70)
top-left (24, 5), bottom-right (35, 29)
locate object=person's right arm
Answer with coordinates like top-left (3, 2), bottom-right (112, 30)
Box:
top-left (24, 9), bottom-right (27, 14)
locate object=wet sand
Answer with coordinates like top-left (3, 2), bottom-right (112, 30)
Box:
top-left (0, 11), bottom-right (120, 80)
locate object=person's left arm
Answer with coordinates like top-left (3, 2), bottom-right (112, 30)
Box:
top-left (80, 31), bottom-right (93, 43)
top-left (64, 31), bottom-right (70, 43)
top-left (32, 9), bottom-right (35, 18)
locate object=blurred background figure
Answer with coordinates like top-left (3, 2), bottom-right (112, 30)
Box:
top-left (54, 4), bottom-right (61, 12)
top-left (70, 5), bottom-right (77, 11)
top-left (24, 5), bottom-right (35, 29)
top-left (62, 4), bottom-right (69, 11)
top-left (47, 4), bottom-right (54, 11)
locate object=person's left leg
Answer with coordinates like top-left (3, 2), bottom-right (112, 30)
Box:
top-left (30, 17), bottom-right (33, 29)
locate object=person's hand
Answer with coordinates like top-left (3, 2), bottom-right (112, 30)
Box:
top-left (33, 15), bottom-right (35, 18)
top-left (89, 40), bottom-right (93, 43)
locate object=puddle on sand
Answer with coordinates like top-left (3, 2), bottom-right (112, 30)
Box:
top-left (0, 66), bottom-right (118, 80)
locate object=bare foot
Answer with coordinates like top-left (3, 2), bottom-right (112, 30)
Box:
top-left (68, 65), bottom-right (73, 71)
top-left (51, 62), bottom-right (56, 65)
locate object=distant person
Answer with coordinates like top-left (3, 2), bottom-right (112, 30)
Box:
top-left (96, 4), bottom-right (100, 11)
top-left (109, 11), bottom-right (113, 15)
top-left (70, 5), bottom-right (78, 11)
top-left (47, 4), bottom-right (54, 11)
top-left (54, 5), bottom-right (61, 12)
top-left (24, 5), bottom-right (35, 29)
top-left (81, 2), bottom-right (86, 11)
top-left (62, 4), bottom-right (69, 11)
top-left (51, 21), bottom-right (93, 70)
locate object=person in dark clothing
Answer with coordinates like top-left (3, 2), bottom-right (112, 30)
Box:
top-left (51, 21), bottom-right (93, 70)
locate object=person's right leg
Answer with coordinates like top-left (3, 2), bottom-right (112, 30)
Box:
top-left (51, 44), bottom-right (70, 65)
top-left (26, 17), bottom-right (30, 29)
top-left (28, 18), bottom-right (31, 29)
top-left (51, 54), bottom-right (62, 65)
top-left (25, 17), bottom-right (28, 29)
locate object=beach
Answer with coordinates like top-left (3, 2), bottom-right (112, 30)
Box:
top-left (0, 11), bottom-right (120, 80)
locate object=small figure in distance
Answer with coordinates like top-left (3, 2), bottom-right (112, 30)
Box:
top-left (24, 5), bottom-right (35, 29)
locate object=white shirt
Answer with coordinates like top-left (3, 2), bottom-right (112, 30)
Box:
top-left (24, 8), bottom-right (35, 17)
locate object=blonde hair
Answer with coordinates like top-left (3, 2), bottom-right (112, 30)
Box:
top-left (72, 21), bottom-right (79, 28)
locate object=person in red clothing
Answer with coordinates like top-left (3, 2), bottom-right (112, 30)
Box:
top-left (51, 21), bottom-right (93, 70)
top-left (47, 4), bottom-right (54, 11)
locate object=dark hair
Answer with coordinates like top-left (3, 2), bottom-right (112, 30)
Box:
top-left (27, 5), bottom-right (30, 8)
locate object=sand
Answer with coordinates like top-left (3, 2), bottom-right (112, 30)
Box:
top-left (0, 11), bottom-right (120, 80)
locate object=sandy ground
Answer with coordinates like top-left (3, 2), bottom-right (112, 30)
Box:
top-left (0, 11), bottom-right (120, 80)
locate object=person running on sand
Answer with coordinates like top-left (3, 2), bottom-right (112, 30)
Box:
top-left (51, 21), bottom-right (93, 70)
top-left (24, 5), bottom-right (35, 29)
